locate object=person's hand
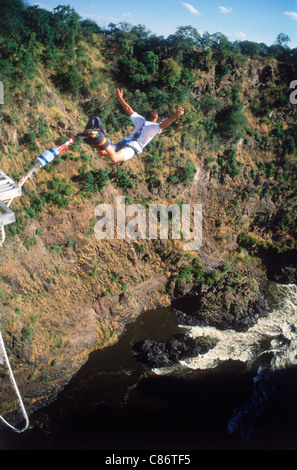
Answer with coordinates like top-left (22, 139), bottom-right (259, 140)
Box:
top-left (116, 88), bottom-right (124, 100)
top-left (176, 107), bottom-right (185, 117)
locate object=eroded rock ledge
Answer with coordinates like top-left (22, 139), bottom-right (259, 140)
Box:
top-left (133, 334), bottom-right (218, 368)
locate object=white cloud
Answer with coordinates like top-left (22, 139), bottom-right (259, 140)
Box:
top-left (34, 3), bottom-right (53, 10)
top-left (79, 12), bottom-right (120, 23)
top-left (235, 31), bottom-right (247, 40)
top-left (123, 12), bottom-right (135, 17)
top-left (180, 2), bottom-right (202, 15)
top-left (284, 11), bottom-right (297, 20)
top-left (219, 6), bottom-right (232, 14)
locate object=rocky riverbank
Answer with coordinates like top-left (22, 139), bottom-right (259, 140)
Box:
top-left (132, 249), bottom-right (297, 371)
top-left (131, 264), bottom-right (271, 368)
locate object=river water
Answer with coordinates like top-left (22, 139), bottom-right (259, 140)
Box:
top-left (1, 282), bottom-right (297, 450)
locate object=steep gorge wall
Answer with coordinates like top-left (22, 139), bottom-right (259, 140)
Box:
top-left (0, 46), bottom-right (296, 424)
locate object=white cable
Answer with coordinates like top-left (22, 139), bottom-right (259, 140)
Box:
top-left (0, 329), bottom-right (29, 433)
top-left (0, 226), bottom-right (5, 247)
top-left (18, 162), bottom-right (42, 189)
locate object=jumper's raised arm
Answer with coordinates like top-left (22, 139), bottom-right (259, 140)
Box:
top-left (116, 89), bottom-right (134, 116)
top-left (160, 107), bottom-right (185, 129)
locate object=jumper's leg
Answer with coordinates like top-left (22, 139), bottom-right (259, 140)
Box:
top-left (96, 147), bottom-right (126, 163)
top-left (78, 130), bottom-right (126, 163)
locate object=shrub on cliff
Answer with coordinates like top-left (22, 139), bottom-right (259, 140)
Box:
top-left (215, 104), bottom-right (249, 141)
top-left (78, 168), bottom-right (111, 197)
top-left (53, 67), bottom-right (83, 96)
top-left (168, 160), bottom-right (197, 185)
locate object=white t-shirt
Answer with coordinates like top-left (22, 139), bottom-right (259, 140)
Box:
top-left (128, 112), bottom-right (162, 152)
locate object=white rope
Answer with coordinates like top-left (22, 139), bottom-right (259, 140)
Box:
top-left (0, 329), bottom-right (29, 433)
top-left (18, 162), bottom-right (41, 189)
top-left (0, 226), bottom-right (5, 247)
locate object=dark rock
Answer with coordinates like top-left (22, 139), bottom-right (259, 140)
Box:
top-left (132, 334), bottom-right (217, 368)
top-left (266, 250), bottom-right (297, 284)
top-left (176, 293), bottom-right (269, 332)
top-left (172, 273), bottom-right (270, 332)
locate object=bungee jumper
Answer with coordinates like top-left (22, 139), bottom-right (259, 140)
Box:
top-left (77, 89), bottom-right (185, 163)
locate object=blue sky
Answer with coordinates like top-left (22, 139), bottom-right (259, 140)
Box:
top-left (28, 0), bottom-right (297, 47)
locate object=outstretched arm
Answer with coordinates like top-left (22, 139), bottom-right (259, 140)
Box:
top-left (159, 107), bottom-right (185, 130)
top-left (116, 89), bottom-right (135, 116)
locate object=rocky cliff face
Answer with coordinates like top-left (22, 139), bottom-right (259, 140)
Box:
top-left (0, 47), bottom-right (296, 426)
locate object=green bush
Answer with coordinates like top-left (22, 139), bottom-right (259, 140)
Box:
top-left (168, 160), bottom-right (197, 185)
top-left (218, 148), bottom-right (242, 178)
top-left (114, 169), bottom-right (138, 189)
top-left (237, 231), bottom-right (259, 249)
top-left (78, 168), bottom-right (111, 196)
top-left (216, 104), bottom-right (248, 141)
top-left (21, 326), bottom-right (32, 341)
top-left (31, 177), bottom-right (73, 208)
top-left (54, 66), bottom-right (83, 95)
top-left (145, 150), bottom-right (163, 189)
